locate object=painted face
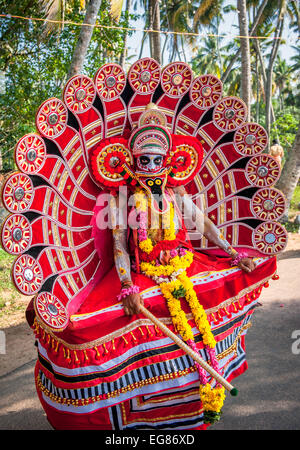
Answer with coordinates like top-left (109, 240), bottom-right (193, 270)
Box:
top-left (136, 153), bottom-right (164, 174)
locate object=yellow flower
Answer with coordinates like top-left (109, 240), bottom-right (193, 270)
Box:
top-left (178, 272), bottom-right (216, 349)
top-left (162, 202), bottom-right (176, 241)
top-left (135, 189), bottom-right (216, 358)
top-left (140, 252), bottom-right (194, 278)
top-left (199, 384), bottom-right (226, 412)
top-left (160, 283), bottom-right (194, 341)
top-left (119, 267), bottom-right (127, 275)
top-left (133, 188), bottom-right (148, 214)
top-left (139, 238), bottom-right (154, 253)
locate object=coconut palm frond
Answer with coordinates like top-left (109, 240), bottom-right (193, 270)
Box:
top-left (39, 0), bottom-right (65, 35)
top-left (109, 0), bottom-right (124, 22)
top-left (193, 0), bottom-right (218, 29)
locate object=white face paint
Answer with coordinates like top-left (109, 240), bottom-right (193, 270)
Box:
top-left (136, 153), bottom-right (164, 173)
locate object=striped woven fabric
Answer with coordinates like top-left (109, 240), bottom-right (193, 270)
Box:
top-left (32, 266), bottom-right (267, 430)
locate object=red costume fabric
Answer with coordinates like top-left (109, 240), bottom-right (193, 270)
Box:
top-left (1, 58), bottom-right (287, 430)
top-left (29, 249), bottom-right (276, 430)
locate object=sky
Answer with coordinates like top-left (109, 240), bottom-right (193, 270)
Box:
top-left (125, 4), bottom-right (299, 67)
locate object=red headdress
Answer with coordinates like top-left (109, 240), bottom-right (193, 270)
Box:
top-left (90, 103), bottom-right (204, 197)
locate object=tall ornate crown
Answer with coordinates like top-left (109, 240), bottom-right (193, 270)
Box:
top-left (129, 124), bottom-right (172, 156)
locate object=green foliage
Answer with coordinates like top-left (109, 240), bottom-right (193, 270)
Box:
top-left (281, 221), bottom-right (299, 233)
top-left (0, 248), bottom-right (15, 294)
top-left (172, 285), bottom-right (186, 299)
top-left (280, 186), bottom-right (300, 233)
top-left (290, 185), bottom-right (300, 213)
top-left (270, 111), bottom-right (300, 155)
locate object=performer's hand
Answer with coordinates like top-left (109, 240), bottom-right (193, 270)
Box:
top-left (123, 293), bottom-right (144, 316)
top-left (237, 257), bottom-right (256, 273)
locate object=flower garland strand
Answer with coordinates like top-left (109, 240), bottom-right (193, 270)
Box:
top-left (134, 187), bottom-right (226, 424)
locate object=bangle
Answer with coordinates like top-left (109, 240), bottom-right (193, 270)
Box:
top-left (230, 251), bottom-right (248, 267)
top-left (117, 284), bottom-right (140, 302)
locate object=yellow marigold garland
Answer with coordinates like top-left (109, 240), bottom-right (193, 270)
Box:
top-left (140, 252), bottom-right (194, 278)
top-left (177, 272), bottom-right (217, 349)
top-left (134, 188), bottom-right (176, 252)
top-left (138, 239), bottom-right (154, 253)
top-left (159, 279), bottom-right (194, 342)
top-left (134, 187), bottom-right (226, 423)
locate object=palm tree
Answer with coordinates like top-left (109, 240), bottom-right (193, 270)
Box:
top-left (291, 45), bottom-right (300, 74)
top-left (191, 34), bottom-right (226, 78)
top-left (251, 0), bottom-right (299, 142)
top-left (160, 0), bottom-right (192, 62)
top-left (67, 0), bottom-right (103, 78)
top-left (149, 0), bottom-right (161, 63)
top-left (119, 0), bottom-right (132, 67)
top-left (264, 3), bottom-right (285, 143)
top-left (39, 0), bottom-right (67, 35)
top-left (39, 0), bottom-right (104, 78)
top-left (132, 0), bottom-right (161, 63)
top-left (276, 123), bottom-right (300, 219)
top-left (160, 0), bottom-right (224, 64)
top-left (275, 0), bottom-right (300, 218)
top-left (237, 0), bottom-right (251, 120)
top-left (273, 56), bottom-right (294, 111)
top-left (221, 0), bottom-right (269, 84)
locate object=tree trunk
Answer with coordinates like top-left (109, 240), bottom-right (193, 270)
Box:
top-left (67, 0), bottom-right (103, 79)
top-left (253, 39), bottom-right (276, 126)
top-left (265, 15), bottom-right (284, 145)
top-left (222, 0), bottom-right (268, 84)
top-left (149, 0), bottom-right (161, 64)
top-left (161, 33), bottom-right (168, 65)
top-left (276, 122), bottom-right (300, 219)
top-left (119, 0), bottom-right (132, 68)
top-left (255, 53), bottom-right (260, 123)
top-left (237, 0), bottom-right (251, 121)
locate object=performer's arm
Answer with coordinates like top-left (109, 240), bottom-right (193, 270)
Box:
top-left (174, 186), bottom-right (256, 273)
top-left (110, 193), bottom-right (143, 315)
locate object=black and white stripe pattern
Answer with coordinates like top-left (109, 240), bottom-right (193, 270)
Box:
top-left (38, 308), bottom-right (255, 405)
top-left (38, 351), bottom-right (197, 401)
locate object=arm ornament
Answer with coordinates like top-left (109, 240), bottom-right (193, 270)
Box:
top-left (117, 284), bottom-right (140, 302)
top-left (230, 251), bottom-right (248, 267)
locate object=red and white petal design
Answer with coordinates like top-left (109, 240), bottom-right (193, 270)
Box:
top-left (128, 58), bottom-right (161, 94)
top-left (252, 221), bottom-right (288, 255)
top-left (213, 97), bottom-right (247, 131)
top-left (246, 155), bottom-right (281, 188)
top-left (91, 138), bottom-right (132, 187)
top-left (36, 98), bottom-right (68, 138)
top-left (2, 173), bottom-right (34, 213)
top-left (35, 292), bottom-right (69, 331)
top-left (13, 254), bottom-right (43, 295)
top-left (63, 75), bottom-right (96, 113)
top-left (234, 123), bottom-right (268, 156)
top-left (15, 134), bottom-right (46, 174)
top-left (94, 63), bottom-right (126, 101)
top-left (251, 188), bottom-right (286, 221)
top-left (161, 62), bottom-right (193, 98)
top-left (167, 136), bottom-right (203, 187)
top-left (190, 74), bottom-right (223, 109)
top-left (1, 214), bottom-right (32, 255)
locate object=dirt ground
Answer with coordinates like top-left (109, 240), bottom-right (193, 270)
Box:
top-left (0, 232), bottom-right (299, 378)
top-left (0, 298), bottom-right (37, 378)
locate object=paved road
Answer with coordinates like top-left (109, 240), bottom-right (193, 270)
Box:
top-left (0, 252), bottom-right (300, 430)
